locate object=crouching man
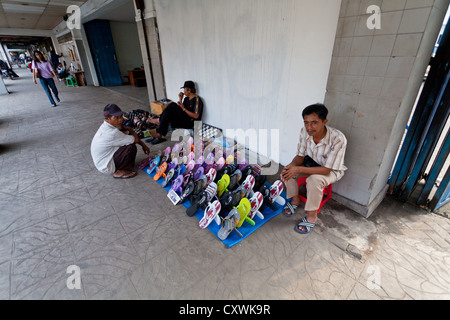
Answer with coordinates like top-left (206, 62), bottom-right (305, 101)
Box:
top-left (91, 104), bottom-right (150, 179)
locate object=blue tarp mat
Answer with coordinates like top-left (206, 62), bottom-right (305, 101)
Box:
top-left (144, 166), bottom-right (285, 248)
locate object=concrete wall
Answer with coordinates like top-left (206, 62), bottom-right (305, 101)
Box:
top-left (0, 43), bottom-right (10, 94)
top-left (324, 0), bottom-right (450, 217)
top-left (0, 78), bottom-right (8, 95)
top-left (110, 21), bottom-right (143, 84)
top-left (153, 0), bottom-right (342, 165)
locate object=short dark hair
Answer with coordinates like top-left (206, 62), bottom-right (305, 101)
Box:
top-left (302, 103), bottom-right (328, 121)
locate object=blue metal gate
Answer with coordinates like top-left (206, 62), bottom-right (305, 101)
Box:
top-left (84, 20), bottom-right (122, 87)
top-left (389, 20), bottom-right (450, 211)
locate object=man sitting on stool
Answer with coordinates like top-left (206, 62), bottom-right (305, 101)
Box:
top-left (149, 80), bottom-right (204, 145)
top-left (281, 103), bottom-right (348, 234)
top-left (91, 104), bottom-right (150, 179)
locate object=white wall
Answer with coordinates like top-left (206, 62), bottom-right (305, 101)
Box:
top-left (59, 40), bottom-right (81, 70)
top-left (110, 21), bottom-right (143, 84)
top-left (324, 0), bottom-right (450, 217)
top-left (154, 0), bottom-right (341, 165)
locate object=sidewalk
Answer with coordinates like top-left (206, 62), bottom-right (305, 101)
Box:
top-left (0, 67), bottom-right (449, 300)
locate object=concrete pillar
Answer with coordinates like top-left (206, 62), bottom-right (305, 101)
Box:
top-left (1, 43), bottom-right (12, 68)
top-left (134, 0), bottom-right (166, 102)
top-left (71, 27), bottom-right (99, 86)
top-left (0, 42), bottom-right (7, 62)
top-left (0, 77), bottom-right (8, 95)
top-left (324, 0), bottom-right (450, 217)
top-left (0, 42), bottom-right (12, 94)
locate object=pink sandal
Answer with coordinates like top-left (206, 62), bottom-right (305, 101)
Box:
top-left (199, 200), bottom-right (221, 229)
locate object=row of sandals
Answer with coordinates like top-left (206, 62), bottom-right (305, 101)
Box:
top-left (138, 137), bottom-right (286, 240)
top-left (122, 109), bottom-right (159, 138)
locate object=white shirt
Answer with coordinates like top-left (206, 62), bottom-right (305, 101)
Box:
top-left (91, 121), bottom-right (135, 174)
top-left (297, 126), bottom-right (348, 172)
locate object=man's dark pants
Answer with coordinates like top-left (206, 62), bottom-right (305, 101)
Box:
top-left (113, 144), bottom-right (137, 172)
top-left (157, 102), bottom-right (193, 136)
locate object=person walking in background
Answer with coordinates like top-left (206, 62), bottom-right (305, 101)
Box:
top-left (32, 50), bottom-right (61, 107)
top-left (25, 57), bottom-right (33, 73)
top-left (50, 49), bottom-right (63, 71)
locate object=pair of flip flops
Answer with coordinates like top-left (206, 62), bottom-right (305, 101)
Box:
top-left (235, 198), bottom-right (254, 228)
top-left (113, 171), bottom-right (137, 179)
top-left (217, 174), bottom-right (230, 197)
top-left (228, 169), bottom-right (242, 191)
top-left (148, 136), bottom-right (166, 145)
top-left (218, 185), bottom-right (246, 218)
top-left (171, 143), bottom-right (181, 160)
top-left (218, 209), bottom-right (242, 240)
top-left (199, 200), bottom-right (221, 229)
top-left (161, 164), bottom-right (185, 187)
top-left (167, 157), bottom-right (178, 171)
top-left (178, 179), bottom-right (195, 204)
top-left (240, 165), bottom-right (254, 182)
top-left (225, 154), bottom-right (234, 165)
top-left (283, 202), bottom-right (298, 217)
top-left (161, 147), bottom-right (171, 163)
top-left (205, 168), bottom-right (217, 184)
top-left (241, 174), bottom-right (255, 197)
top-left (171, 175), bottom-right (184, 195)
top-left (146, 156), bottom-right (161, 175)
top-left (269, 180), bottom-right (284, 204)
top-left (284, 204), bottom-right (317, 234)
top-left (257, 180), bottom-right (284, 211)
top-left (216, 164), bottom-right (237, 181)
top-left (186, 181), bottom-right (217, 217)
top-left (154, 162), bottom-right (168, 181)
top-left (161, 168), bottom-right (175, 187)
top-left (295, 218), bottom-right (317, 234)
top-left (248, 191), bottom-right (264, 220)
top-left (259, 185), bottom-right (278, 211)
top-left (217, 197), bottom-right (253, 240)
top-left (215, 157), bottom-right (225, 171)
top-left (138, 155), bottom-right (154, 171)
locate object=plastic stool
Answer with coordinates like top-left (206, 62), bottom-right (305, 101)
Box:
top-left (297, 177), bottom-right (332, 213)
top-left (66, 77), bottom-right (77, 87)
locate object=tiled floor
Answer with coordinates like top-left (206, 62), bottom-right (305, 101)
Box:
top-left (0, 67), bottom-right (449, 300)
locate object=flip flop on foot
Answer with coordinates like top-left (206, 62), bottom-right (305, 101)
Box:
top-left (113, 171), bottom-right (137, 179)
top-left (150, 133), bottom-right (166, 145)
top-left (148, 118), bottom-right (160, 125)
top-left (151, 137), bottom-right (167, 145)
top-left (295, 217), bottom-right (317, 234)
top-left (284, 202), bottom-right (299, 217)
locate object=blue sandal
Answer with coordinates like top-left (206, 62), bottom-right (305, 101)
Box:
top-left (295, 217), bottom-right (317, 234)
top-left (151, 137), bottom-right (167, 145)
top-left (283, 202), bottom-right (298, 217)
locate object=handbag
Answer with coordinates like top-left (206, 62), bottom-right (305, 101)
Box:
top-left (303, 155), bottom-right (321, 168)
